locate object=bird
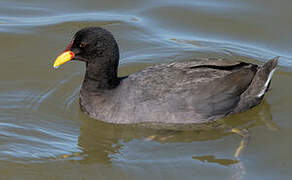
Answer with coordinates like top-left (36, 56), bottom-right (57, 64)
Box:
top-left (53, 27), bottom-right (278, 124)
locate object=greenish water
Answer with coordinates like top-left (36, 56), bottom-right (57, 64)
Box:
top-left (0, 0), bottom-right (292, 179)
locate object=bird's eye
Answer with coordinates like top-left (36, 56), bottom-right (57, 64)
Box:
top-left (80, 42), bottom-right (87, 48)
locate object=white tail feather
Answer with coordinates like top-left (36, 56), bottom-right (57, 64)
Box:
top-left (257, 68), bottom-right (276, 97)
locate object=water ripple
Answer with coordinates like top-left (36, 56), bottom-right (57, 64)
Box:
top-left (167, 36), bottom-right (292, 66)
top-left (0, 113), bottom-right (81, 161)
top-left (0, 12), bottom-right (139, 27)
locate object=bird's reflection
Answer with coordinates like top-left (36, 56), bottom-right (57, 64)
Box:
top-left (192, 155), bottom-right (239, 166)
top-left (76, 100), bottom-right (275, 166)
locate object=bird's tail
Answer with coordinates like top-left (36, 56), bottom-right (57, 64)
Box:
top-left (233, 56), bottom-right (279, 113)
top-left (250, 56), bottom-right (279, 98)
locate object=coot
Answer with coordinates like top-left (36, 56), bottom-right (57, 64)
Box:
top-left (53, 27), bottom-right (278, 124)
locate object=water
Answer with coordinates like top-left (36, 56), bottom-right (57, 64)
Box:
top-left (0, 0), bottom-right (292, 179)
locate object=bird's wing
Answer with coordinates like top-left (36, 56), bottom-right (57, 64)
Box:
top-left (121, 59), bottom-right (258, 123)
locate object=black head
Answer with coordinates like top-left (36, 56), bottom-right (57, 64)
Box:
top-left (69, 27), bottom-right (119, 63)
top-left (53, 27), bottom-right (119, 68)
top-left (53, 27), bottom-right (121, 90)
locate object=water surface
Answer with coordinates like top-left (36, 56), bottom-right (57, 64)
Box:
top-left (0, 0), bottom-right (292, 179)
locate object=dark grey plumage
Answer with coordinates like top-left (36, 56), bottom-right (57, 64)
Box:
top-left (56, 27), bottom-right (279, 124)
top-left (80, 57), bottom-right (278, 124)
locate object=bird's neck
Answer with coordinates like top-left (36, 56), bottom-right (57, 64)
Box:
top-left (82, 61), bottom-right (120, 92)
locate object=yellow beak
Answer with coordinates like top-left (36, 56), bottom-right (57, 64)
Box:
top-left (53, 51), bottom-right (75, 69)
